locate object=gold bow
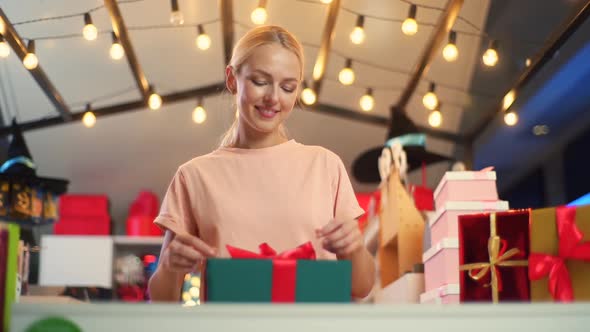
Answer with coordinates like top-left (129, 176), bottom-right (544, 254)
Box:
top-left (459, 213), bottom-right (528, 302)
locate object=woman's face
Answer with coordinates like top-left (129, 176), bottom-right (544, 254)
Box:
top-left (226, 43), bottom-right (301, 137)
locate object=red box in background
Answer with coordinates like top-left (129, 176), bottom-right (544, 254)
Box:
top-left (458, 210), bottom-right (530, 302)
top-left (59, 194), bottom-right (109, 217)
top-left (54, 194), bottom-right (112, 235)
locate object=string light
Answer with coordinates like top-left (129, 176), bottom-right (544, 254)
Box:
top-left (503, 89), bottom-right (515, 111)
top-left (82, 104), bottom-right (96, 128)
top-left (442, 31), bottom-right (458, 62)
top-left (195, 25), bottom-right (211, 50)
top-left (402, 4), bottom-right (418, 36)
top-left (350, 15), bottom-right (365, 45)
top-left (301, 81), bottom-right (317, 105)
top-left (192, 98), bottom-right (207, 124)
top-left (0, 35), bottom-right (10, 58)
top-left (251, 0), bottom-right (268, 25)
top-left (82, 13), bottom-right (98, 41)
top-left (148, 86), bottom-right (162, 110)
top-left (483, 40), bottom-right (499, 67)
top-left (338, 59), bottom-right (355, 85)
top-left (428, 106), bottom-right (442, 128)
top-left (359, 88), bottom-right (374, 112)
top-left (109, 32), bottom-right (124, 60)
top-left (320, 0), bottom-right (333, 3)
top-left (422, 82), bottom-right (438, 110)
top-left (504, 111), bottom-right (518, 126)
top-left (525, 58), bottom-right (531, 67)
top-left (170, 0), bottom-right (184, 26)
top-left (23, 40), bottom-right (38, 70)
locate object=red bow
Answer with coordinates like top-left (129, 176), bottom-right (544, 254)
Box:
top-left (226, 242), bottom-right (316, 302)
top-left (529, 206), bottom-right (590, 302)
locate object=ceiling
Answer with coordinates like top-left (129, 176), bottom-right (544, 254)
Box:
top-left (0, 0), bottom-right (588, 226)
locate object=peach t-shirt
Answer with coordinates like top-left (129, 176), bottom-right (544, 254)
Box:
top-left (154, 139), bottom-right (365, 259)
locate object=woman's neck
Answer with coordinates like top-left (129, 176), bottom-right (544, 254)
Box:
top-left (233, 126), bottom-right (288, 149)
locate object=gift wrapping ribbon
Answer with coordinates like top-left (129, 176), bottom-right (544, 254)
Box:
top-left (226, 242), bottom-right (316, 302)
top-left (529, 206), bottom-right (590, 302)
top-left (459, 213), bottom-right (528, 302)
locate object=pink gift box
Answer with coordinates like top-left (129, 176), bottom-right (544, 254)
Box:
top-left (434, 171), bottom-right (498, 210)
top-left (423, 238), bottom-right (459, 291)
top-left (429, 201), bottom-right (509, 244)
top-left (420, 284), bottom-right (460, 304)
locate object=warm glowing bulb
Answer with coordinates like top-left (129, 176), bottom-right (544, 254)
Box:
top-left (428, 110), bottom-right (442, 127)
top-left (350, 27), bottom-right (365, 45)
top-left (360, 94), bottom-right (374, 112)
top-left (196, 34), bottom-right (211, 50)
top-left (193, 106), bottom-right (207, 124)
top-left (83, 24), bottom-right (98, 41)
top-left (110, 43), bottom-right (124, 60)
top-left (320, 0), bottom-right (333, 3)
top-left (0, 41), bottom-right (9, 58)
top-left (0, 20), bottom-right (5, 34)
top-left (251, 7), bottom-right (267, 25)
top-left (338, 68), bottom-right (355, 85)
top-left (82, 111), bottom-right (96, 128)
top-left (442, 43), bottom-right (458, 62)
top-left (301, 87), bottom-right (317, 105)
top-left (525, 58), bottom-right (531, 67)
top-left (422, 92), bottom-right (438, 110)
top-left (235, 110), bottom-right (239, 118)
top-left (189, 286), bottom-right (200, 297)
top-left (170, 10), bottom-right (184, 25)
top-left (503, 90), bottom-right (515, 111)
top-left (483, 48), bottom-right (498, 66)
top-left (504, 111), bottom-right (518, 126)
top-left (23, 53), bottom-right (38, 70)
top-left (149, 93), bottom-right (162, 110)
top-left (402, 18), bottom-right (418, 36)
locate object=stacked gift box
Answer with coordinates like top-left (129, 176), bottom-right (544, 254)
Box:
top-left (53, 194), bottom-right (111, 235)
top-left (420, 169), bottom-right (509, 304)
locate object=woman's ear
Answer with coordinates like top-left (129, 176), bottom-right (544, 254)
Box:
top-left (225, 66), bottom-right (237, 94)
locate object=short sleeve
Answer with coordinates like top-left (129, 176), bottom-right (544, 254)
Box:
top-left (154, 167), bottom-right (198, 236)
top-left (331, 154), bottom-right (366, 222)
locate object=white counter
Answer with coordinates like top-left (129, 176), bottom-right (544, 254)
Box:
top-left (11, 302), bottom-right (590, 332)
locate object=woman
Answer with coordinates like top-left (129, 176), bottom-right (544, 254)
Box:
top-left (148, 25), bottom-right (375, 302)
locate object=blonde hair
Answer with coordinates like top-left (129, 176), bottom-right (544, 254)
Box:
top-left (220, 25), bottom-right (304, 148)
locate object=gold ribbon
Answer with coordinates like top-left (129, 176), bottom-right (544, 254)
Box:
top-left (459, 213), bottom-right (528, 302)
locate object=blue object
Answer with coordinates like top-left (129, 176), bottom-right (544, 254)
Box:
top-left (568, 192), bottom-right (590, 207)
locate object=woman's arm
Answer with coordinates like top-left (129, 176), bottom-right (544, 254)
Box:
top-left (338, 245), bottom-right (375, 299)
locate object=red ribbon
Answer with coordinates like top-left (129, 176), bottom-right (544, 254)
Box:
top-left (529, 206), bottom-right (590, 302)
top-left (226, 242), bottom-right (316, 302)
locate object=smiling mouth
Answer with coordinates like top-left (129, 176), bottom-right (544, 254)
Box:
top-left (255, 106), bottom-right (280, 119)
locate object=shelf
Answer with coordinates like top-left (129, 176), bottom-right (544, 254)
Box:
top-left (112, 236), bottom-right (163, 246)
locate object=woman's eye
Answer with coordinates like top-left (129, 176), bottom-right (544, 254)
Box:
top-left (282, 86), bottom-right (296, 93)
top-left (252, 79), bottom-right (267, 86)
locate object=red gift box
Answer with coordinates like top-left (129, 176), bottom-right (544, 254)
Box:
top-left (59, 194), bottom-right (109, 217)
top-left (54, 216), bottom-right (111, 235)
top-left (458, 210), bottom-right (530, 302)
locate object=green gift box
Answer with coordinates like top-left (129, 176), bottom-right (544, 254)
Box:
top-left (203, 242), bottom-right (352, 303)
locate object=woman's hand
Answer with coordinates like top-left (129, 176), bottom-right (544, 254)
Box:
top-left (316, 218), bottom-right (363, 258)
top-left (160, 232), bottom-right (217, 274)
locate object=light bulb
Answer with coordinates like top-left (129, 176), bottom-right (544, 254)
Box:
top-left (428, 110), bottom-right (442, 127)
top-left (360, 89), bottom-right (374, 112)
top-left (443, 43), bottom-right (458, 62)
top-left (422, 92), bottom-right (438, 110)
top-left (83, 24), bottom-right (98, 41)
top-left (402, 18), bottom-right (418, 36)
top-left (483, 48), bottom-right (498, 66)
top-left (23, 53), bottom-right (38, 70)
top-left (193, 105), bottom-right (207, 124)
top-left (503, 90), bottom-right (515, 111)
top-left (196, 34), bottom-right (211, 50)
top-left (338, 68), bottom-right (355, 85)
top-left (301, 87), bottom-right (317, 105)
top-left (0, 19), bottom-right (5, 34)
top-left (83, 111), bottom-right (96, 128)
top-left (504, 111), bottom-right (518, 126)
top-left (110, 43), bottom-right (124, 60)
top-left (235, 110), bottom-right (239, 118)
top-left (525, 58), bottom-right (531, 67)
top-left (251, 7), bottom-right (267, 25)
top-left (350, 27), bottom-right (365, 45)
top-left (320, 0), bottom-right (333, 3)
top-left (170, 10), bottom-right (184, 25)
top-left (0, 41), bottom-right (10, 58)
top-left (149, 93), bottom-right (162, 110)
